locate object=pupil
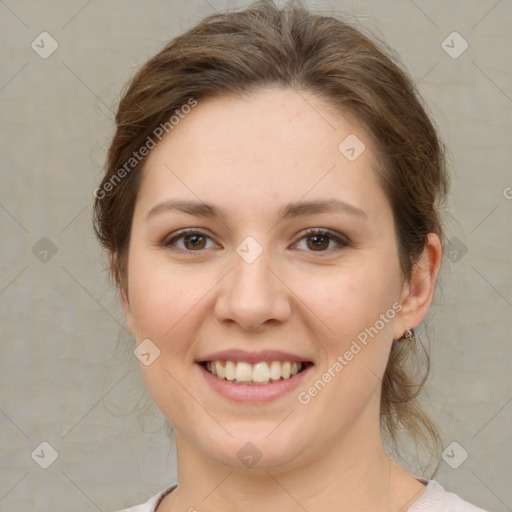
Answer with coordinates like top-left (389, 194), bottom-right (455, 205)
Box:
top-left (309, 235), bottom-right (327, 250)
top-left (187, 235), bottom-right (204, 249)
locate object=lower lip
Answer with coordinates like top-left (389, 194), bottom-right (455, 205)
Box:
top-left (197, 363), bottom-right (313, 403)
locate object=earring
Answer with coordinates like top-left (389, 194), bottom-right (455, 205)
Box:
top-left (400, 328), bottom-right (415, 342)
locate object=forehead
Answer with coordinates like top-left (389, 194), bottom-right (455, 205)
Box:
top-left (136, 87), bottom-right (388, 222)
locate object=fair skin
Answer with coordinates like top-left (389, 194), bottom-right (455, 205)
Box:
top-left (120, 87), bottom-right (442, 512)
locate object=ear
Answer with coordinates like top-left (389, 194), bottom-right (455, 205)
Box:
top-left (111, 253), bottom-right (135, 336)
top-left (393, 233), bottom-right (442, 340)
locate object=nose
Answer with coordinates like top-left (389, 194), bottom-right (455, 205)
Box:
top-left (214, 249), bottom-right (292, 332)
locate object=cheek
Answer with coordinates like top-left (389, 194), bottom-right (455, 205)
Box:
top-left (313, 260), bottom-right (398, 342)
top-left (126, 256), bottom-right (208, 418)
top-left (297, 264), bottom-right (399, 416)
top-left (127, 250), bottom-right (207, 341)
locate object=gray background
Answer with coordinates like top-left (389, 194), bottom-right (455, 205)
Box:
top-left (0, 0), bottom-right (511, 510)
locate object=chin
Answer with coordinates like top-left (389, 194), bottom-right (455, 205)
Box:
top-left (196, 423), bottom-right (312, 473)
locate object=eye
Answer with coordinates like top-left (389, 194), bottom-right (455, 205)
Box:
top-left (162, 227), bottom-right (349, 254)
top-left (163, 229), bottom-right (217, 252)
top-left (293, 228), bottom-right (349, 253)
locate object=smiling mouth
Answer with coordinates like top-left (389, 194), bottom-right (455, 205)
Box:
top-left (201, 360), bottom-right (312, 385)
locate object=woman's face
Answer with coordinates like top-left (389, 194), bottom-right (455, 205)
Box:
top-left (121, 87), bottom-right (414, 471)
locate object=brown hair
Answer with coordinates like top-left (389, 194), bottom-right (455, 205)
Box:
top-left (93, 0), bottom-right (448, 471)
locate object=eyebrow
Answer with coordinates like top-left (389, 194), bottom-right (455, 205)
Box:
top-left (145, 198), bottom-right (368, 223)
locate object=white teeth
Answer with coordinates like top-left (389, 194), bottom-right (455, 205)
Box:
top-left (215, 360), bottom-right (225, 378)
top-left (269, 361), bottom-right (281, 381)
top-left (281, 361), bottom-right (291, 379)
top-left (235, 362), bottom-right (253, 382)
top-left (204, 360), bottom-right (305, 384)
top-left (224, 361), bottom-right (236, 381)
top-left (252, 362), bottom-right (270, 382)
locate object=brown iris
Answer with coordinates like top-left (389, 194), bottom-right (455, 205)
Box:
top-left (306, 234), bottom-right (329, 251)
top-left (183, 234), bottom-right (207, 250)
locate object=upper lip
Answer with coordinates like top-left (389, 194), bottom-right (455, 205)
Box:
top-left (197, 349), bottom-right (313, 364)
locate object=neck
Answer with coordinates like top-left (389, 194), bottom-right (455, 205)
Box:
top-left (160, 400), bottom-right (426, 512)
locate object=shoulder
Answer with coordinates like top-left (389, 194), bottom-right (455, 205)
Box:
top-left (408, 480), bottom-right (489, 512)
top-left (112, 480), bottom-right (489, 512)
top-left (113, 483), bottom-right (178, 512)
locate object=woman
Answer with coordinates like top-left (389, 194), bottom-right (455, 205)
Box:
top-left (93, 1), bottom-right (489, 510)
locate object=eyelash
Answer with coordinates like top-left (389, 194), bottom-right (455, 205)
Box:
top-left (163, 228), bottom-right (349, 255)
